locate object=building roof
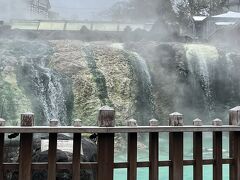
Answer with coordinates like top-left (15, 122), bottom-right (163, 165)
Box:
top-left (193, 16), bottom-right (207, 21)
top-left (215, 22), bottom-right (236, 26)
top-left (212, 11), bottom-right (240, 18)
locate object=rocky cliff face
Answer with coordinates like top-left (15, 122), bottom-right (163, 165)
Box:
top-left (50, 41), bottom-right (154, 125)
top-left (0, 40), bottom-right (153, 125)
top-left (0, 40), bottom-right (239, 125)
top-left (128, 42), bottom-right (240, 123)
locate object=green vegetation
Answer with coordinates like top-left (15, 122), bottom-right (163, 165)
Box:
top-left (83, 47), bottom-right (113, 107)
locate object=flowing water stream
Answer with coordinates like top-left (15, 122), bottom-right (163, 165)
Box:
top-left (17, 57), bottom-right (73, 125)
top-left (185, 44), bottom-right (219, 119)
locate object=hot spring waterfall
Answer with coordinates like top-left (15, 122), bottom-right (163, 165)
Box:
top-left (17, 57), bottom-right (72, 125)
top-left (185, 44), bottom-right (219, 119)
top-left (1, 40), bottom-right (240, 125)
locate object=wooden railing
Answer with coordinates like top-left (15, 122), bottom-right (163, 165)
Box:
top-left (1, 106), bottom-right (240, 180)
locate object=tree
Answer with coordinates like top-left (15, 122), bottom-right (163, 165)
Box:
top-left (185, 0), bottom-right (228, 15)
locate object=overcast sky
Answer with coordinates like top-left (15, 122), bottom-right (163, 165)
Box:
top-left (50, 0), bottom-right (121, 20)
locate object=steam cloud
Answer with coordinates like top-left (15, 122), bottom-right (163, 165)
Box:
top-left (0, 0), bottom-right (29, 21)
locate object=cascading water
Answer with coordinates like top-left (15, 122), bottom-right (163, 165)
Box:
top-left (226, 52), bottom-right (235, 85)
top-left (17, 57), bottom-right (73, 125)
top-left (185, 44), bottom-right (219, 119)
top-left (219, 52), bottom-right (240, 107)
top-left (132, 52), bottom-right (152, 83)
top-left (0, 40), bottom-right (75, 126)
top-left (127, 51), bottom-right (154, 124)
top-left (33, 60), bottom-right (67, 125)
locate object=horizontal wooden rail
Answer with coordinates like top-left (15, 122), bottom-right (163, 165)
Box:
top-left (1, 125), bottom-right (240, 133)
top-left (2, 158), bottom-right (234, 170)
top-left (3, 162), bottom-right (98, 170)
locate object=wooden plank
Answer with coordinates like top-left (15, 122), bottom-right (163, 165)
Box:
top-left (98, 106), bottom-right (115, 127)
top-left (159, 161), bottom-right (172, 166)
top-left (3, 160), bottom-right (171, 170)
top-left (229, 107), bottom-right (240, 180)
top-left (193, 132), bottom-right (203, 180)
top-left (137, 161), bottom-right (150, 167)
top-left (19, 133), bottom-right (33, 180)
top-left (1, 125), bottom-right (240, 134)
top-left (169, 132), bottom-right (183, 180)
top-left (19, 113), bottom-right (34, 180)
top-left (229, 131), bottom-right (240, 180)
top-left (202, 159), bottom-right (214, 165)
top-left (80, 162), bottom-right (98, 169)
top-left (32, 162), bottom-right (48, 170)
top-left (48, 133), bottom-right (57, 180)
top-left (56, 162), bottom-right (72, 170)
top-left (114, 161), bottom-right (172, 169)
top-left (3, 162), bottom-right (99, 171)
top-left (0, 133), bottom-right (4, 180)
top-left (149, 132), bottom-right (159, 180)
top-left (183, 160), bottom-right (194, 166)
top-left (97, 133), bottom-right (114, 180)
top-left (3, 163), bottom-right (19, 170)
top-left (222, 158), bottom-right (233, 164)
top-left (3, 162), bottom-right (98, 171)
top-left (72, 133), bottom-right (81, 180)
top-left (169, 111), bottom-right (184, 180)
top-left (213, 131), bottom-right (222, 180)
top-left (128, 133), bottom-right (137, 180)
top-left (97, 106), bottom-right (115, 180)
top-left (115, 162), bottom-right (128, 168)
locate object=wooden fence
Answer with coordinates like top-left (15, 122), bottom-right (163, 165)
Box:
top-left (0, 106), bottom-right (240, 180)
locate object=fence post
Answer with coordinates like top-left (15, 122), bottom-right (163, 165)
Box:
top-left (127, 119), bottom-right (137, 127)
top-left (73, 119), bottom-right (82, 127)
top-left (127, 118), bottom-right (137, 180)
top-left (169, 112), bottom-right (183, 180)
top-left (97, 106), bottom-right (115, 180)
top-left (49, 119), bottom-right (58, 127)
top-left (149, 119), bottom-right (159, 180)
top-left (212, 119), bottom-right (222, 180)
top-left (72, 119), bottom-right (82, 180)
top-left (229, 106), bottom-right (240, 180)
top-left (193, 118), bottom-right (203, 180)
top-left (0, 118), bottom-right (5, 180)
top-left (48, 119), bottom-right (58, 180)
top-left (19, 113), bottom-right (34, 180)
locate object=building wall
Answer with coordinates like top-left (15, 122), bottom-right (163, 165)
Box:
top-left (29, 0), bottom-right (50, 19)
top-left (0, 0), bottom-right (50, 21)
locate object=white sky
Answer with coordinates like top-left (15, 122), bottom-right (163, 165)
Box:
top-left (50, 0), bottom-right (121, 20)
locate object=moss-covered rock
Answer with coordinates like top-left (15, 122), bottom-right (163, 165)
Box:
top-left (50, 41), bottom-right (142, 125)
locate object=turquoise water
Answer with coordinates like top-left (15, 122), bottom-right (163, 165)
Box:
top-left (114, 165), bottom-right (229, 180)
top-left (114, 133), bottom-right (230, 180)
